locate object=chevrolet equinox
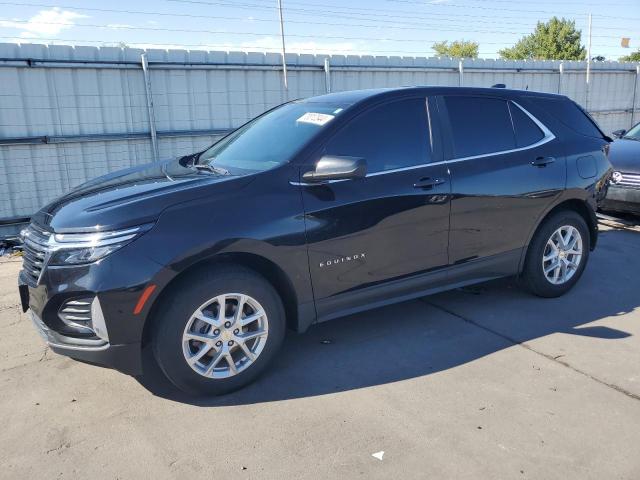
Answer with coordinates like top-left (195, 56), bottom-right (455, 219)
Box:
top-left (19, 87), bottom-right (612, 395)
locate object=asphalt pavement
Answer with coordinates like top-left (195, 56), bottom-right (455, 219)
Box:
top-left (1, 219), bottom-right (639, 479)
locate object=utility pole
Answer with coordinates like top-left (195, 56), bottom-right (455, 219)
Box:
top-left (585, 13), bottom-right (592, 110)
top-left (277, 0), bottom-right (288, 90)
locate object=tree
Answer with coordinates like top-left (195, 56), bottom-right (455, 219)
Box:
top-left (499, 17), bottom-right (585, 60)
top-left (433, 40), bottom-right (479, 58)
top-left (620, 50), bottom-right (640, 62)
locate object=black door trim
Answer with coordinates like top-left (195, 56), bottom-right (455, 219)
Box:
top-left (315, 247), bottom-right (522, 323)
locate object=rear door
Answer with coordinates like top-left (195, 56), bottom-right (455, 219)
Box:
top-left (439, 94), bottom-right (566, 265)
top-left (299, 96), bottom-right (451, 308)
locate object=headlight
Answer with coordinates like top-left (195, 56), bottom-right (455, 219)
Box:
top-left (47, 224), bottom-right (153, 265)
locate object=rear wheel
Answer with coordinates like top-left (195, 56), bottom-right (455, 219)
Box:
top-left (522, 210), bottom-right (590, 297)
top-left (152, 265), bottom-right (286, 396)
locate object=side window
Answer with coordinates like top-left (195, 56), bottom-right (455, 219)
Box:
top-left (509, 101), bottom-right (545, 147)
top-left (531, 97), bottom-right (604, 139)
top-left (443, 96), bottom-right (515, 158)
top-left (324, 98), bottom-right (431, 173)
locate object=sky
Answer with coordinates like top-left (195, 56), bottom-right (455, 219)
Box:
top-left (0, 0), bottom-right (639, 60)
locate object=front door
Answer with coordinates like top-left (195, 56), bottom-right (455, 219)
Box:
top-left (299, 96), bottom-right (451, 316)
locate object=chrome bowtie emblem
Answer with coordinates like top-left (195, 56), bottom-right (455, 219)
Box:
top-left (611, 171), bottom-right (623, 184)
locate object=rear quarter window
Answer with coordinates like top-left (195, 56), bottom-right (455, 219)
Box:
top-left (530, 97), bottom-right (604, 139)
top-left (508, 102), bottom-right (545, 147)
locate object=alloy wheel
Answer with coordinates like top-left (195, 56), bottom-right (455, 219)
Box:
top-left (182, 293), bottom-right (269, 379)
top-left (542, 225), bottom-right (583, 285)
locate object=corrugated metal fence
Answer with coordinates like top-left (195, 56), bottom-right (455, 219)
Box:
top-left (1, 42), bottom-right (639, 232)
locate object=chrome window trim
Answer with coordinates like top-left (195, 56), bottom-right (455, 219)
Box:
top-left (444, 101), bottom-right (555, 164)
top-left (290, 178), bottom-right (351, 186)
top-left (290, 101), bottom-right (554, 186)
top-left (289, 162), bottom-right (433, 185)
top-left (368, 163), bottom-right (436, 177)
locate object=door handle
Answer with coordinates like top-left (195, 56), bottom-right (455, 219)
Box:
top-left (531, 156), bottom-right (555, 167)
top-left (413, 177), bottom-right (446, 189)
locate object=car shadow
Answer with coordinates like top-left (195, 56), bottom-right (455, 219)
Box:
top-left (135, 227), bottom-right (639, 406)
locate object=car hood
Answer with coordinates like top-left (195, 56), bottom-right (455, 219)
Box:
top-left (32, 157), bottom-right (253, 232)
top-left (608, 138), bottom-right (640, 174)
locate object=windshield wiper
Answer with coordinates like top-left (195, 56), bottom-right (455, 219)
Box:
top-left (191, 163), bottom-right (230, 175)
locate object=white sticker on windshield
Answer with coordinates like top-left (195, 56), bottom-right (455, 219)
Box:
top-left (297, 112), bottom-right (335, 126)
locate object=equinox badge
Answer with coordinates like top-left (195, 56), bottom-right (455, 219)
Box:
top-left (319, 253), bottom-right (366, 268)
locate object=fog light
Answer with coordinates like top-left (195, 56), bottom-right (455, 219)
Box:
top-left (57, 296), bottom-right (109, 341)
top-left (58, 297), bottom-right (94, 334)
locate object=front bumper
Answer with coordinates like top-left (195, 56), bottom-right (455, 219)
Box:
top-left (601, 185), bottom-right (640, 214)
top-left (29, 309), bottom-right (142, 375)
top-left (18, 240), bottom-right (171, 376)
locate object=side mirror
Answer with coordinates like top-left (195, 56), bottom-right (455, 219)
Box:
top-left (302, 155), bottom-right (367, 183)
top-left (612, 129), bottom-right (626, 139)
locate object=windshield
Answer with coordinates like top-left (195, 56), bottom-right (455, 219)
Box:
top-left (198, 101), bottom-right (348, 174)
top-left (624, 123), bottom-right (640, 141)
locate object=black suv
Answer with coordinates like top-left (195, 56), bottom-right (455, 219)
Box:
top-left (19, 87), bottom-right (612, 395)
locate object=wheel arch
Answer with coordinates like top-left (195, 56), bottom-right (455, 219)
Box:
top-left (519, 198), bottom-right (598, 273)
top-left (141, 252), bottom-right (304, 348)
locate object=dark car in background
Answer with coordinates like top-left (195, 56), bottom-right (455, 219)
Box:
top-left (19, 87), bottom-right (612, 396)
top-left (601, 123), bottom-right (640, 215)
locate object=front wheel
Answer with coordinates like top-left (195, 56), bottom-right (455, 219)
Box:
top-left (151, 265), bottom-right (286, 396)
top-left (522, 210), bottom-right (590, 298)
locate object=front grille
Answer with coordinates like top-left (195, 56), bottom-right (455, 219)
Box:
top-left (617, 172), bottom-right (640, 189)
top-left (21, 223), bottom-right (52, 287)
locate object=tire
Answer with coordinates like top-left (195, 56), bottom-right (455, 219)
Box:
top-left (151, 265), bottom-right (286, 396)
top-left (522, 210), bottom-right (590, 298)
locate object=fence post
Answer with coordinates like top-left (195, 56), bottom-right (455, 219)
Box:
top-left (585, 13), bottom-right (592, 111)
top-left (458, 59), bottom-right (464, 86)
top-left (558, 62), bottom-right (564, 94)
top-left (324, 57), bottom-right (331, 93)
top-left (141, 53), bottom-right (159, 162)
top-left (631, 65), bottom-right (639, 128)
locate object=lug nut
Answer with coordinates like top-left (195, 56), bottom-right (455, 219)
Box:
top-left (215, 340), bottom-right (222, 347)
top-left (224, 321), bottom-right (231, 328)
top-left (233, 329), bottom-right (239, 334)
top-left (228, 340), bottom-right (234, 346)
top-left (213, 329), bottom-right (220, 335)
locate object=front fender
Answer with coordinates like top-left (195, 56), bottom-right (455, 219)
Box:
top-left (135, 166), bottom-right (313, 332)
